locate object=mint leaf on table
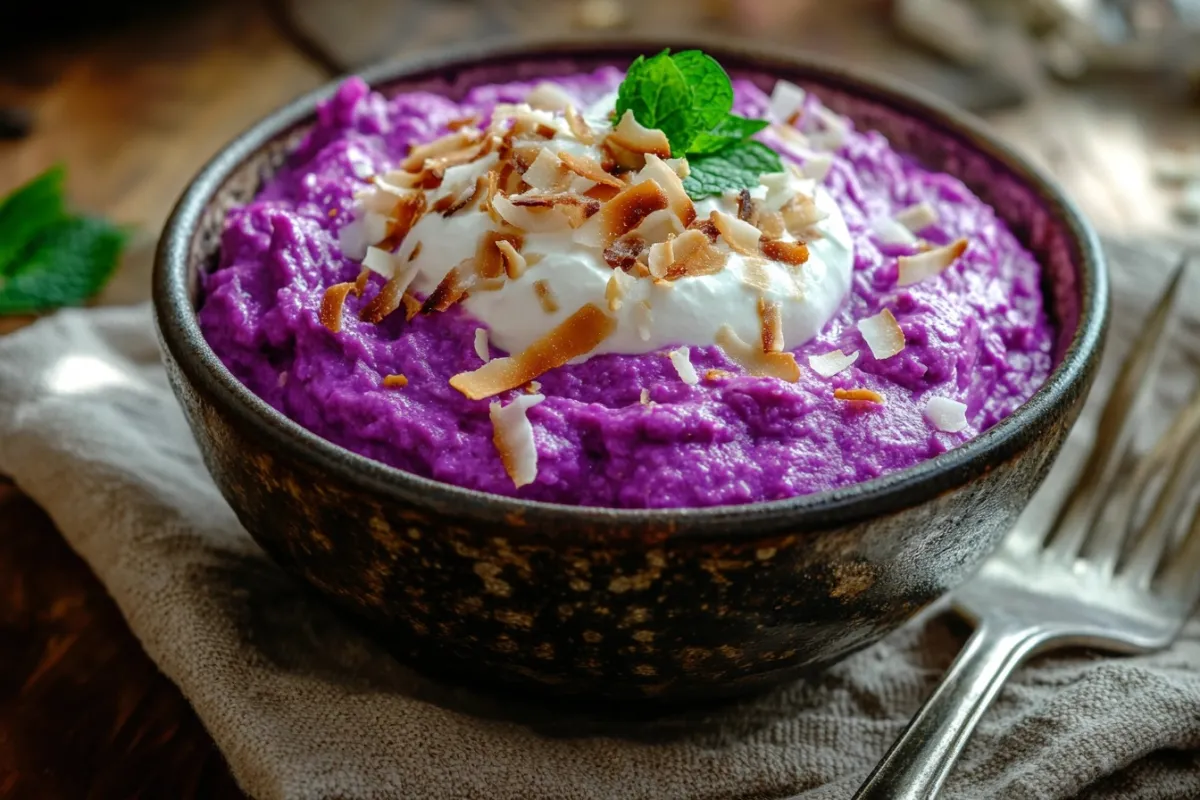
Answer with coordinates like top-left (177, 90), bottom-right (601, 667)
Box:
top-left (615, 49), bottom-right (783, 198)
top-left (682, 141), bottom-right (785, 200)
top-left (0, 166), bottom-right (126, 315)
top-left (0, 164), bottom-right (67, 276)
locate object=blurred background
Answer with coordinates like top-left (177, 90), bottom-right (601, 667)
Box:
top-left (0, 0), bottom-right (1198, 313)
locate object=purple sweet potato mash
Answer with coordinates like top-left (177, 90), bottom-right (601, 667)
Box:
top-left (197, 68), bottom-right (1053, 509)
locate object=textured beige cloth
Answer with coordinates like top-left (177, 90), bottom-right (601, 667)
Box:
top-left (0, 238), bottom-right (1198, 800)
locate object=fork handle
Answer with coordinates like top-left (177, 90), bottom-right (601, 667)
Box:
top-left (848, 621), bottom-right (1044, 800)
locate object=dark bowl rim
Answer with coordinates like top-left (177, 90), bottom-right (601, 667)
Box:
top-left (153, 33), bottom-right (1109, 537)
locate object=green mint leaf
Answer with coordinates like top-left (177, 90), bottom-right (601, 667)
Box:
top-left (682, 140), bottom-right (784, 200)
top-left (669, 50), bottom-right (733, 135)
top-left (687, 115), bottom-right (770, 155)
top-left (613, 50), bottom-right (696, 156)
top-left (0, 164), bottom-right (68, 277)
top-left (0, 216), bottom-right (125, 314)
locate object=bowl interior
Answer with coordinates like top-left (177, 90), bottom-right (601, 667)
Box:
top-left (157, 37), bottom-right (1107, 532)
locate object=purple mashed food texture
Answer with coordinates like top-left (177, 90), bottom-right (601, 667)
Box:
top-left (197, 68), bottom-right (1054, 509)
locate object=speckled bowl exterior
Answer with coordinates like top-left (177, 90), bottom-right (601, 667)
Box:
top-left (153, 37), bottom-right (1108, 702)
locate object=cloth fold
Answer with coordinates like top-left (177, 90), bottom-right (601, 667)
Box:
top-left (0, 238), bottom-right (1198, 800)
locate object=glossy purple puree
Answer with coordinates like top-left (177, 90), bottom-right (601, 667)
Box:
top-left (197, 68), bottom-right (1053, 509)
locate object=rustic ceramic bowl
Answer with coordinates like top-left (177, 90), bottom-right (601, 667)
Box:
top-left (153, 37), bottom-right (1108, 703)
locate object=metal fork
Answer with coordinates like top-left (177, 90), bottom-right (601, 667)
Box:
top-left (851, 261), bottom-right (1200, 800)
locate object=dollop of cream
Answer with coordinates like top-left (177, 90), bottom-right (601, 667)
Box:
top-left (352, 96), bottom-right (854, 359)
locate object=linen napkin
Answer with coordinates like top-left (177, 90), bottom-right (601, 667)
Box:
top-left (0, 237), bottom-right (1198, 800)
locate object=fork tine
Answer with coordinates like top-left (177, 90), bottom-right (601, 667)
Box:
top-left (1114, 390), bottom-right (1200, 585)
top-left (1154, 482), bottom-right (1200, 608)
top-left (1045, 261), bottom-right (1187, 562)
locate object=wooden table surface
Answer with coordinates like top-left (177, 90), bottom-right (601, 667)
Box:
top-left (1, 1), bottom-right (1198, 797)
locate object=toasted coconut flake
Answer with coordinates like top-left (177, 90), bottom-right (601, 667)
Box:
top-left (483, 167), bottom-right (501, 212)
top-left (522, 148), bottom-right (567, 191)
top-left (759, 171), bottom-right (794, 211)
top-left (401, 129), bottom-right (483, 172)
top-left (871, 216), bottom-right (918, 246)
top-left (337, 212), bottom-right (388, 260)
top-left (771, 122), bottom-right (811, 150)
top-left (897, 238), bottom-right (968, 287)
top-left (526, 82), bottom-right (575, 112)
top-left (894, 201), bottom-right (940, 232)
top-left (450, 303), bottom-right (616, 400)
top-left (533, 279), bottom-right (559, 313)
top-left (758, 297), bottom-right (784, 353)
top-left (926, 396), bottom-right (968, 433)
top-left (492, 194), bottom-right (572, 232)
top-left (808, 349), bottom-right (859, 378)
top-left (665, 157), bottom-right (689, 179)
top-left (401, 292), bottom-right (422, 321)
top-left (362, 246), bottom-right (400, 279)
top-left (608, 110), bottom-right (672, 159)
top-left (500, 161), bottom-right (526, 195)
top-left (639, 387), bottom-right (651, 405)
top-left (361, 262), bottom-right (420, 324)
top-left (769, 80), bottom-right (807, 122)
top-left (376, 192), bottom-right (428, 251)
top-left (634, 300), bottom-right (653, 341)
top-left (382, 374), bottom-right (409, 388)
top-left (490, 393), bottom-right (546, 488)
top-left (667, 346), bottom-right (699, 385)
top-left (376, 170), bottom-right (423, 192)
top-left (648, 236), bottom-right (676, 280)
top-left (666, 237), bottom-right (727, 279)
top-left (635, 154), bottom-right (696, 227)
top-left (780, 195), bottom-right (828, 237)
top-left (564, 105), bottom-right (596, 144)
top-left (715, 325), bottom-right (800, 382)
top-left (736, 189), bottom-right (759, 225)
top-left (476, 230), bottom-right (522, 280)
top-left (353, 266), bottom-right (371, 297)
top-left (431, 192), bottom-right (459, 214)
top-left (811, 107), bottom-right (849, 151)
top-left (319, 282), bottom-right (356, 333)
top-left (603, 233), bottom-right (646, 271)
top-left (857, 308), bottom-right (906, 359)
top-left (705, 369), bottom-right (735, 382)
top-left (560, 152), bottom-right (622, 188)
top-left (578, 179), bottom-right (669, 248)
top-left (447, 115), bottom-right (480, 131)
top-left (801, 153), bottom-right (834, 182)
top-left (474, 328), bottom-right (491, 362)
top-left (835, 388), bottom-right (884, 404)
top-left (584, 183), bottom-right (622, 203)
top-left (439, 176), bottom-right (485, 217)
top-left (605, 268), bottom-right (634, 312)
top-left (496, 239), bottom-right (527, 279)
top-left (628, 208), bottom-right (682, 246)
top-left (761, 238), bottom-right (810, 266)
top-left (757, 211), bottom-right (786, 239)
top-left (741, 257), bottom-right (773, 292)
top-left (421, 263), bottom-right (476, 314)
top-left (712, 210), bottom-right (763, 255)
top-left (525, 381), bottom-right (542, 394)
top-left (511, 192), bottom-right (600, 228)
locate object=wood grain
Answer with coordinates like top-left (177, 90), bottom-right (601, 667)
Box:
top-left (0, 0), bottom-right (1197, 797)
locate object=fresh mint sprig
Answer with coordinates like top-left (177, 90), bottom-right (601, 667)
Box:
top-left (0, 165), bottom-right (126, 315)
top-left (614, 49), bottom-right (782, 200)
